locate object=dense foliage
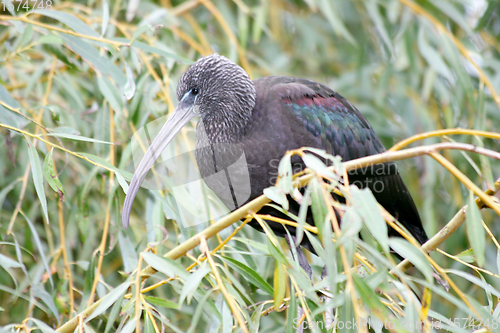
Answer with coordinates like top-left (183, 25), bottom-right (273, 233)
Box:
top-left (1, 0), bottom-right (500, 332)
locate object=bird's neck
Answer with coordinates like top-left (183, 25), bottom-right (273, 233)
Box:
top-left (197, 108), bottom-right (252, 144)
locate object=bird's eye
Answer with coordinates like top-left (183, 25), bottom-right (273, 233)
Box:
top-left (191, 88), bottom-right (199, 95)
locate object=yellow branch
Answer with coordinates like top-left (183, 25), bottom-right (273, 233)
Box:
top-left (0, 123), bottom-right (115, 173)
top-left (87, 104), bottom-right (115, 307)
top-left (0, 100), bottom-right (47, 130)
top-left (430, 152), bottom-right (500, 217)
top-left (394, 178), bottom-right (500, 273)
top-left (201, 237), bottom-right (249, 333)
top-left (390, 128), bottom-right (500, 151)
top-left (0, 15), bottom-right (123, 47)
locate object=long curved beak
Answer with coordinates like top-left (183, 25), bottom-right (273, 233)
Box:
top-left (122, 102), bottom-right (197, 228)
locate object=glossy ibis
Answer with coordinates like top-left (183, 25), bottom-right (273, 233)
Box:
top-left (122, 54), bottom-right (428, 266)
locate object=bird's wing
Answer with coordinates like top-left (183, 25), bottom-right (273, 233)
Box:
top-left (268, 76), bottom-right (386, 160)
top-left (263, 77), bottom-right (428, 244)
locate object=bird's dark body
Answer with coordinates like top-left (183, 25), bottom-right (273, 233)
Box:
top-left (195, 75), bottom-right (428, 251)
top-left (123, 54), bottom-right (427, 257)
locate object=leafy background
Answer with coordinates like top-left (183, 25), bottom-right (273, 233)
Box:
top-left (1, 0), bottom-right (500, 332)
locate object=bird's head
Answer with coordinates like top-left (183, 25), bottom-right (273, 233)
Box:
top-left (122, 54), bottom-right (255, 228)
top-left (175, 54), bottom-right (255, 129)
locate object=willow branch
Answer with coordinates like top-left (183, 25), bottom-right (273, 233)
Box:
top-left (390, 128), bottom-right (500, 151)
top-left (138, 142), bottom-right (500, 278)
top-left (57, 140), bottom-right (500, 332)
top-left (393, 178), bottom-right (500, 273)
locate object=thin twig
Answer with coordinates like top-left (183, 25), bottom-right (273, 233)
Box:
top-left (201, 236), bottom-right (249, 333)
top-left (390, 128), bottom-right (500, 152)
top-left (87, 104), bottom-right (115, 307)
top-left (394, 178), bottom-right (500, 273)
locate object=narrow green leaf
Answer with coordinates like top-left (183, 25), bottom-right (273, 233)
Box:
top-left (186, 288), bottom-right (216, 333)
top-left (131, 40), bottom-right (192, 63)
top-left (25, 138), bottom-right (49, 223)
top-left (418, 26), bottom-right (453, 82)
top-left (141, 252), bottom-right (190, 280)
top-left (11, 235), bottom-right (29, 278)
top-left (32, 285), bottom-right (59, 318)
top-left (294, 184), bottom-right (311, 246)
top-left (252, 1), bottom-right (267, 43)
top-left (79, 152), bottom-right (133, 179)
top-left (267, 238), bottom-right (290, 268)
top-left (123, 63), bottom-right (136, 100)
top-left (350, 187), bottom-right (388, 253)
top-left (118, 232), bottom-right (138, 274)
top-left (0, 84), bottom-right (20, 107)
top-left (447, 269), bottom-right (500, 298)
top-left (145, 296), bottom-right (179, 309)
top-left (18, 23), bottom-right (33, 49)
top-left (104, 292), bottom-right (126, 333)
top-left (466, 192), bottom-right (485, 266)
top-left (238, 7), bottom-right (249, 48)
top-left (497, 250), bottom-right (500, 276)
top-left (0, 84), bottom-right (24, 127)
top-left (144, 311), bottom-right (155, 333)
top-left (320, 0), bottom-right (356, 45)
top-left (33, 10), bottom-right (99, 37)
top-left (273, 262), bottom-right (286, 310)
top-left (0, 178), bottom-right (21, 211)
top-left (338, 285), bottom-right (355, 333)
top-left (25, 59), bottom-right (49, 98)
top-left (338, 207), bottom-right (362, 245)
top-left (476, 137), bottom-right (494, 189)
top-left (432, 1), bottom-right (474, 36)
top-left (43, 149), bottom-right (64, 200)
top-left (131, 25), bottom-right (152, 42)
top-left (42, 132), bottom-right (113, 144)
top-left (86, 280), bottom-right (133, 322)
top-left (309, 178), bottom-right (328, 237)
top-left (81, 259), bottom-right (94, 304)
top-left (59, 34), bottom-right (126, 85)
top-left (97, 76), bottom-right (123, 113)
top-left (101, 1), bottom-right (109, 36)
top-left (233, 237), bottom-right (269, 254)
top-left (285, 290), bottom-right (297, 333)
top-left (301, 153), bottom-right (337, 180)
top-left (0, 253), bottom-right (23, 269)
top-left (47, 105), bottom-right (60, 123)
top-left (364, 269), bottom-right (388, 290)
top-left (221, 295), bottom-right (232, 333)
top-left (34, 34), bottom-right (64, 45)
top-left (365, 0), bottom-right (393, 53)
top-left (277, 153), bottom-right (292, 193)
top-left (121, 317), bottom-right (136, 333)
top-left (30, 318), bottom-right (57, 333)
top-left (220, 256), bottom-right (273, 296)
top-left (389, 237), bottom-right (433, 282)
top-left (179, 266), bottom-right (211, 305)
top-left (264, 187), bottom-right (288, 210)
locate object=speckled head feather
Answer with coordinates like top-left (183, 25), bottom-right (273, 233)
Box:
top-left (176, 54), bottom-right (256, 142)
